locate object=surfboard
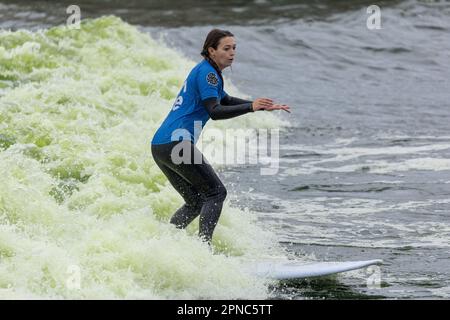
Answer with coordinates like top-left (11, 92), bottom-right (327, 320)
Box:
top-left (251, 259), bottom-right (383, 280)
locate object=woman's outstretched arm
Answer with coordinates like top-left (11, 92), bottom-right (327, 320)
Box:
top-left (222, 95), bottom-right (291, 113)
top-left (202, 97), bottom-right (253, 120)
top-left (202, 97), bottom-right (290, 120)
top-left (220, 94), bottom-right (252, 106)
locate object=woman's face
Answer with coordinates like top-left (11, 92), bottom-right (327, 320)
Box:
top-left (208, 36), bottom-right (236, 70)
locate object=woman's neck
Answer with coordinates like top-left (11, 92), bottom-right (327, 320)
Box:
top-left (206, 57), bottom-right (223, 72)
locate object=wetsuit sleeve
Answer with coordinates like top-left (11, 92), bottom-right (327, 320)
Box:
top-left (221, 93), bottom-right (253, 106)
top-left (202, 97), bottom-right (254, 120)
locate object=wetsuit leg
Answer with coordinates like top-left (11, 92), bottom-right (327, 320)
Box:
top-left (152, 146), bottom-right (203, 229)
top-left (152, 156), bottom-right (203, 228)
top-left (151, 141), bottom-right (227, 243)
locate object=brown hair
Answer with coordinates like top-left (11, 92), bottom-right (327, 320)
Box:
top-left (201, 29), bottom-right (234, 73)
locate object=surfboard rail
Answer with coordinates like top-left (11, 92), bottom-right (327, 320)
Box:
top-left (251, 259), bottom-right (383, 280)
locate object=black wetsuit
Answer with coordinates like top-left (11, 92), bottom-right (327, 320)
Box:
top-left (151, 95), bottom-right (253, 243)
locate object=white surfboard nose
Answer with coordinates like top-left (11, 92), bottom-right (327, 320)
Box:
top-left (250, 259), bottom-right (383, 280)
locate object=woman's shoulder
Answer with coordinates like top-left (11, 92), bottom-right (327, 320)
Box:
top-left (189, 60), bottom-right (218, 81)
top-left (195, 59), bottom-right (217, 74)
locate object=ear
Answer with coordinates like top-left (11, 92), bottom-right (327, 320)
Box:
top-left (208, 47), bottom-right (215, 56)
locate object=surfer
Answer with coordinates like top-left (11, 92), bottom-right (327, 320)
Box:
top-left (151, 29), bottom-right (290, 244)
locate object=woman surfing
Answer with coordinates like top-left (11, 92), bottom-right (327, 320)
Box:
top-left (151, 29), bottom-right (290, 244)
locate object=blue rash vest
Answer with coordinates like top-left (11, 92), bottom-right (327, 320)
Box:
top-left (151, 59), bottom-right (226, 145)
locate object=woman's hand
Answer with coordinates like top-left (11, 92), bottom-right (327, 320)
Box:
top-left (264, 103), bottom-right (291, 113)
top-left (252, 98), bottom-right (273, 111)
top-left (252, 98), bottom-right (291, 113)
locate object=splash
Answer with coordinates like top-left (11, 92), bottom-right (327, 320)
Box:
top-left (0, 16), bottom-right (287, 299)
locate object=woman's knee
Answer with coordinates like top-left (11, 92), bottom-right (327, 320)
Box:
top-left (203, 183), bottom-right (227, 203)
top-left (218, 184), bottom-right (227, 202)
